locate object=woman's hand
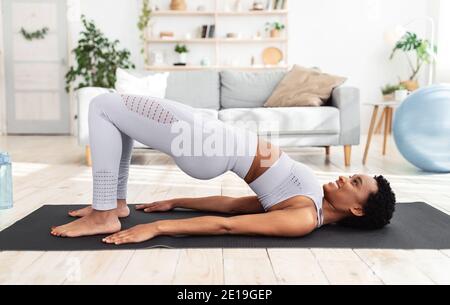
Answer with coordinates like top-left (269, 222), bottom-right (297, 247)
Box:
top-left (136, 200), bottom-right (175, 213)
top-left (103, 223), bottom-right (158, 245)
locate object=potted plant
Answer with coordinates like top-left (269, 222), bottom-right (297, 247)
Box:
top-left (265, 21), bottom-right (285, 38)
top-left (390, 31), bottom-right (437, 91)
top-left (65, 15), bottom-right (135, 93)
top-left (65, 15), bottom-right (135, 132)
top-left (381, 83), bottom-right (406, 101)
top-left (175, 44), bottom-right (189, 64)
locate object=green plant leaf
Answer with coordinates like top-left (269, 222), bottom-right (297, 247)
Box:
top-left (65, 15), bottom-right (135, 93)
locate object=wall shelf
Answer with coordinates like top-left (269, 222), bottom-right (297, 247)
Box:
top-left (218, 10), bottom-right (288, 16)
top-left (146, 38), bottom-right (217, 43)
top-left (152, 11), bottom-right (215, 16)
top-left (144, 65), bottom-right (290, 71)
top-left (146, 38), bottom-right (287, 43)
top-left (151, 10), bottom-right (288, 17)
top-left (144, 0), bottom-right (289, 71)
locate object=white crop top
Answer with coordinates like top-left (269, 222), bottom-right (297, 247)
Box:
top-left (248, 153), bottom-right (324, 228)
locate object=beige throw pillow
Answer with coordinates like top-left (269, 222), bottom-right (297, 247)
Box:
top-left (264, 65), bottom-right (347, 107)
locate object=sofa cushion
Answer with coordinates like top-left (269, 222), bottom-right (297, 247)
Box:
top-left (220, 70), bottom-right (286, 109)
top-left (166, 71), bottom-right (220, 110)
top-left (218, 107), bottom-right (340, 135)
top-left (265, 65), bottom-right (347, 107)
top-left (119, 70), bottom-right (220, 110)
top-left (115, 68), bottom-right (169, 97)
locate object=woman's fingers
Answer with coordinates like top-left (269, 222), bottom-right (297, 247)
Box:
top-left (136, 204), bottom-right (152, 210)
top-left (103, 231), bottom-right (136, 245)
top-left (103, 230), bottom-right (130, 243)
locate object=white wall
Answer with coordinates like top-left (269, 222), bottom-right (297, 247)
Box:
top-left (1, 0), bottom-right (441, 136)
top-left (288, 0), bottom-right (437, 135)
top-left (436, 0), bottom-right (450, 82)
top-left (0, 2), bottom-right (6, 135)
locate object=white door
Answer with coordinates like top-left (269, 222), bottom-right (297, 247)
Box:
top-left (2, 0), bottom-right (69, 134)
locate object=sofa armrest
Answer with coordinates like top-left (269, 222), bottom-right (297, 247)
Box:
top-left (331, 86), bottom-right (360, 146)
top-left (77, 87), bottom-right (115, 146)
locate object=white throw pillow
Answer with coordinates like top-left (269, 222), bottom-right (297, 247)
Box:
top-left (115, 68), bottom-right (169, 98)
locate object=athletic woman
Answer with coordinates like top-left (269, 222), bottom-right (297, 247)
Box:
top-left (50, 93), bottom-right (396, 244)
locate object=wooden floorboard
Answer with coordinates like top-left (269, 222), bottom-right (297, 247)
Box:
top-left (0, 135), bottom-right (449, 284)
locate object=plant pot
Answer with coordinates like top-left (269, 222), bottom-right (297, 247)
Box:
top-left (178, 52), bottom-right (187, 64)
top-left (383, 94), bottom-right (395, 102)
top-left (400, 80), bottom-right (419, 92)
top-left (270, 29), bottom-right (281, 38)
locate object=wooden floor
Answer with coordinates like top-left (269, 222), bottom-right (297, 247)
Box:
top-left (0, 134), bottom-right (449, 285)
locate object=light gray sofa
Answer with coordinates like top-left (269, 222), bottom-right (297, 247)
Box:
top-left (77, 70), bottom-right (360, 166)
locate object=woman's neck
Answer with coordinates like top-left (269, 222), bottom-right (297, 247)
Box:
top-left (322, 198), bottom-right (348, 226)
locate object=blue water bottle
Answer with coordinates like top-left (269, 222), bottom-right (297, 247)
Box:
top-left (0, 152), bottom-right (13, 210)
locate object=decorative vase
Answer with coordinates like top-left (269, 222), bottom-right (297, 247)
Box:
top-left (170, 0), bottom-right (187, 11)
top-left (234, 0), bottom-right (243, 12)
top-left (400, 80), bottom-right (419, 92)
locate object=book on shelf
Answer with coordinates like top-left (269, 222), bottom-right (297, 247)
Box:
top-left (272, 0), bottom-right (286, 10)
top-left (201, 25), bottom-right (208, 38)
top-left (201, 25), bottom-right (215, 38)
top-left (207, 25), bottom-right (215, 38)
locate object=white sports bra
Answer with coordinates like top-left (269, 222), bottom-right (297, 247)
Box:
top-left (248, 153), bottom-right (324, 228)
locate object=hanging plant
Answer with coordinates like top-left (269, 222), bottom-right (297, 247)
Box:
top-left (20, 27), bottom-right (49, 41)
top-left (137, 0), bottom-right (152, 64)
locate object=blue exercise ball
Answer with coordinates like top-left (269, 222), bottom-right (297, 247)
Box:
top-left (393, 84), bottom-right (450, 173)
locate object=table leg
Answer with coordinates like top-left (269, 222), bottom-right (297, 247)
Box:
top-left (375, 108), bottom-right (386, 134)
top-left (363, 105), bottom-right (379, 165)
top-left (389, 107), bottom-right (393, 134)
top-left (383, 107), bottom-right (391, 155)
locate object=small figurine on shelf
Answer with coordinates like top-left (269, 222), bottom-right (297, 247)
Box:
top-left (170, 0), bottom-right (187, 11)
top-left (150, 50), bottom-right (165, 66)
top-left (251, 1), bottom-right (265, 11)
top-left (200, 57), bottom-right (211, 67)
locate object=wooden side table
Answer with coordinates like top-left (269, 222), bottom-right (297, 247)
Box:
top-left (363, 101), bottom-right (401, 165)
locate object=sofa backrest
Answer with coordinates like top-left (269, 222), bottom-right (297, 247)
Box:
top-left (220, 70), bottom-right (286, 109)
top-left (165, 71), bottom-right (220, 110)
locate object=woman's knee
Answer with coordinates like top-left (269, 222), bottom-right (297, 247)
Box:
top-left (89, 93), bottom-right (120, 114)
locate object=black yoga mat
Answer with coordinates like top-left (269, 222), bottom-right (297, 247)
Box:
top-left (0, 203), bottom-right (449, 251)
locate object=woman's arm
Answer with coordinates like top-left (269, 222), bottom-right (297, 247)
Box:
top-left (136, 196), bottom-right (264, 215)
top-left (103, 207), bottom-right (317, 245)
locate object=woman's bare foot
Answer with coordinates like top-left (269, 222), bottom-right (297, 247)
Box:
top-left (68, 200), bottom-right (130, 218)
top-left (51, 210), bottom-right (121, 238)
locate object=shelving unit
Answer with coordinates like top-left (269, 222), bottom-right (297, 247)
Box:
top-left (143, 65), bottom-right (289, 71)
top-left (144, 0), bottom-right (289, 71)
top-left (146, 38), bottom-right (287, 43)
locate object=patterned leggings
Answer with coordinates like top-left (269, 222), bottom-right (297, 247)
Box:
top-left (88, 93), bottom-right (257, 210)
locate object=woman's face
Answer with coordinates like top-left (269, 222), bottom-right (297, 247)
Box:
top-left (323, 174), bottom-right (379, 216)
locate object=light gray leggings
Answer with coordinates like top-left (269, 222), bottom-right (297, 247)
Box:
top-left (89, 93), bottom-right (257, 210)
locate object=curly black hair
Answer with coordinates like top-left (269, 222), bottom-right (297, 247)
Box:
top-left (339, 175), bottom-right (396, 230)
